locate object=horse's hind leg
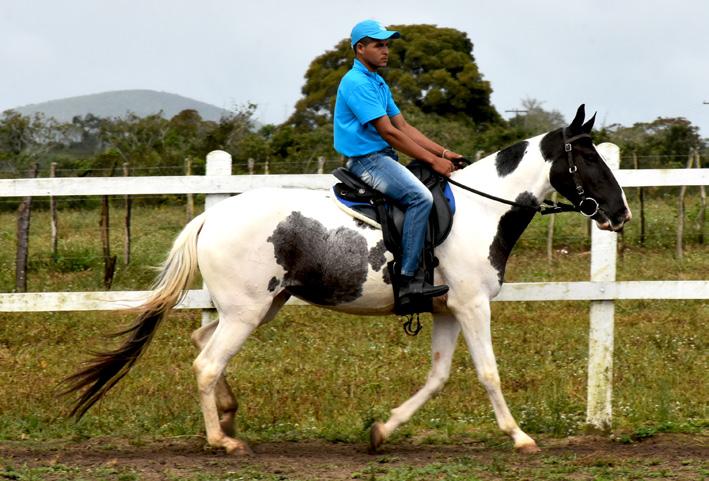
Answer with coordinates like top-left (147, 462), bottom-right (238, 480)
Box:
top-left (192, 300), bottom-right (276, 455)
top-left (191, 291), bottom-right (290, 439)
top-left (192, 321), bottom-right (238, 436)
top-left (370, 313), bottom-right (461, 452)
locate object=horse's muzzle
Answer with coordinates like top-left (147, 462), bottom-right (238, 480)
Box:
top-left (595, 208), bottom-right (632, 232)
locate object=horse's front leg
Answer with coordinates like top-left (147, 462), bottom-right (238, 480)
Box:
top-left (453, 296), bottom-right (540, 453)
top-left (370, 313), bottom-right (460, 452)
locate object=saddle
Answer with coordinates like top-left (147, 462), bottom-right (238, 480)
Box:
top-left (332, 160), bottom-right (455, 315)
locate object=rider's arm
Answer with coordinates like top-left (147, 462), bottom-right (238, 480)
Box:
top-left (371, 115), bottom-right (454, 176)
top-left (390, 114), bottom-right (463, 161)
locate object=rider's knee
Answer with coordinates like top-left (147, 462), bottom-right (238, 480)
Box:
top-left (409, 187), bottom-right (433, 207)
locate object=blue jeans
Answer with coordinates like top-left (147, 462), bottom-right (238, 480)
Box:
top-left (346, 148), bottom-right (433, 277)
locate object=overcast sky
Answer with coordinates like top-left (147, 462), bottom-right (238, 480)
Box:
top-left (2, 0), bottom-right (707, 138)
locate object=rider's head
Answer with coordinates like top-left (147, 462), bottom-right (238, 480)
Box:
top-left (351, 20), bottom-right (400, 70)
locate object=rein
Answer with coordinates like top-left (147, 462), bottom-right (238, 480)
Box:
top-left (448, 130), bottom-right (597, 217)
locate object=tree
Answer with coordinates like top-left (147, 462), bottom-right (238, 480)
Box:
top-left (288, 24), bottom-right (501, 129)
top-left (598, 117), bottom-right (705, 168)
top-left (508, 98), bottom-right (566, 137)
top-left (0, 110), bottom-right (64, 175)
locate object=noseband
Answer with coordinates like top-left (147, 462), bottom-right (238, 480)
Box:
top-left (562, 128), bottom-right (599, 217)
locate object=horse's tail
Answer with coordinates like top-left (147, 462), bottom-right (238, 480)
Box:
top-left (62, 212), bottom-right (207, 418)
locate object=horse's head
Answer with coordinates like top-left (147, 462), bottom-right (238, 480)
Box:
top-left (542, 104), bottom-right (632, 231)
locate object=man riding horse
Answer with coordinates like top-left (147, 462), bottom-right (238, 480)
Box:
top-left (334, 19), bottom-right (465, 308)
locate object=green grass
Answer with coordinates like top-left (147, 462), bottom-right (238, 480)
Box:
top-left (0, 194), bottom-right (706, 446)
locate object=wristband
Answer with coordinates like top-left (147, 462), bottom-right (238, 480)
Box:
top-left (442, 149), bottom-right (449, 159)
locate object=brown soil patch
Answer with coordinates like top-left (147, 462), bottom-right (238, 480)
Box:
top-left (0, 433), bottom-right (706, 480)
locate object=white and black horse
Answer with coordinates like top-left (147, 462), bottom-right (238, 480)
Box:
top-left (64, 105), bottom-right (631, 455)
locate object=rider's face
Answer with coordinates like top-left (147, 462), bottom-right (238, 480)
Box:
top-left (357, 40), bottom-right (390, 71)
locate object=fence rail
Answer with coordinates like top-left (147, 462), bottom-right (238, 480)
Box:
top-left (0, 168), bottom-right (707, 198)
top-left (1, 147), bottom-right (707, 431)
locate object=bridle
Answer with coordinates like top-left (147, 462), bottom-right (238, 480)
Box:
top-left (447, 128), bottom-right (600, 217)
top-left (561, 128), bottom-right (600, 217)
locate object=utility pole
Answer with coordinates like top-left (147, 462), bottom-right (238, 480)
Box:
top-left (505, 109), bottom-right (529, 128)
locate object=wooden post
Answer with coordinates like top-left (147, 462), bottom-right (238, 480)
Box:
top-left (15, 163), bottom-right (39, 293)
top-left (123, 162), bottom-right (132, 265)
top-left (264, 157), bottom-right (270, 175)
top-left (101, 195), bottom-right (117, 289)
top-left (633, 152), bottom-right (645, 246)
top-left (695, 150), bottom-right (705, 244)
top-left (248, 158), bottom-right (255, 175)
top-left (50, 162), bottom-right (58, 260)
top-left (676, 152), bottom-right (693, 260)
top-left (546, 192), bottom-right (557, 264)
top-left (586, 143), bottom-right (619, 431)
top-left (202, 150), bottom-right (232, 325)
top-left (317, 156), bottom-right (325, 174)
top-left (185, 157), bottom-right (194, 222)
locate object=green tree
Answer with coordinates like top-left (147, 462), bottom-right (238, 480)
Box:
top-left (288, 24), bottom-right (501, 129)
top-left (508, 98), bottom-right (566, 138)
top-left (598, 117), bottom-right (705, 168)
top-left (0, 110), bottom-right (65, 175)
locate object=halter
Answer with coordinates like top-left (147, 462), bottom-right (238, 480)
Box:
top-left (448, 129), bottom-right (599, 217)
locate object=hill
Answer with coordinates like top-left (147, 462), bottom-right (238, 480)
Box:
top-left (8, 90), bottom-right (232, 122)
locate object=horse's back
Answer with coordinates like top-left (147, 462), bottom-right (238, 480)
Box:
top-left (197, 188), bottom-right (395, 314)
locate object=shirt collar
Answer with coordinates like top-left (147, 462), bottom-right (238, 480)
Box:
top-left (353, 58), bottom-right (384, 84)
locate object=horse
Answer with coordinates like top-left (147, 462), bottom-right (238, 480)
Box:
top-left (63, 104), bottom-right (631, 455)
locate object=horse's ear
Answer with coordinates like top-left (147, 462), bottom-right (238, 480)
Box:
top-left (581, 112), bottom-right (596, 133)
top-left (569, 104), bottom-right (585, 131)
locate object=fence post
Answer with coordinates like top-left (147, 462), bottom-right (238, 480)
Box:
top-left (586, 143), bottom-right (619, 431)
top-left (676, 152), bottom-right (694, 260)
top-left (185, 157), bottom-right (194, 222)
top-left (15, 163), bottom-right (39, 292)
top-left (123, 162), bottom-right (132, 265)
top-left (546, 192), bottom-right (557, 263)
top-left (50, 162), bottom-right (58, 260)
top-left (696, 150), bottom-right (705, 244)
top-left (202, 150), bottom-right (232, 325)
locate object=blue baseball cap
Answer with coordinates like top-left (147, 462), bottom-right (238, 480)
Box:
top-left (351, 20), bottom-right (400, 47)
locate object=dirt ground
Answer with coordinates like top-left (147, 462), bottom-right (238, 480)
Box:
top-left (0, 433), bottom-right (706, 480)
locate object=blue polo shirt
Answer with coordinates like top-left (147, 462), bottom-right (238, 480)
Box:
top-left (333, 59), bottom-right (401, 157)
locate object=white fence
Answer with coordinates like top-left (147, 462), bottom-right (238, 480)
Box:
top-left (1, 147), bottom-right (707, 431)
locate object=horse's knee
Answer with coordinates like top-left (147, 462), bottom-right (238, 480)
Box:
top-left (193, 359), bottom-right (222, 392)
top-left (477, 370), bottom-right (500, 389)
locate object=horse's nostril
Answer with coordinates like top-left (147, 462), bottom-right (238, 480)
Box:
top-left (625, 209), bottom-right (633, 222)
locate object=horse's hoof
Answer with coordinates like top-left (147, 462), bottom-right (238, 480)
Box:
top-left (368, 422), bottom-right (386, 454)
top-left (516, 442), bottom-right (541, 454)
top-left (224, 440), bottom-right (253, 456)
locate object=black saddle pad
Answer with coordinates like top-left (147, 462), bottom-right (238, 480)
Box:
top-left (332, 161), bottom-right (455, 255)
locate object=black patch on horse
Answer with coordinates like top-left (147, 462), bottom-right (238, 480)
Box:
top-left (488, 192), bottom-right (539, 284)
top-left (267, 211), bottom-right (369, 306)
top-left (539, 129), bottom-right (563, 163)
top-left (267, 277), bottom-right (280, 292)
top-left (495, 141), bottom-right (529, 177)
top-left (368, 240), bottom-right (387, 272)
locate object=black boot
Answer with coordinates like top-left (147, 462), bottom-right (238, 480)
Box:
top-left (398, 274), bottom-right (449, 305)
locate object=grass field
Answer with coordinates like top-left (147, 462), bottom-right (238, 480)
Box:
top-left (0, 193), bottom-right (706, 479)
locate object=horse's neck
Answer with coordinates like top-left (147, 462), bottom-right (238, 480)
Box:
top-left (452, 135), bottom-right (552, 207)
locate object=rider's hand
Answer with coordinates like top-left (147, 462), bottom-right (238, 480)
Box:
top-left (431, 156), bottom-right (455, 177)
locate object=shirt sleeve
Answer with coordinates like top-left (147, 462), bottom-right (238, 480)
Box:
top-left (386, 87), bottom-right (400, 117)
top-left (345, 83), bottom-right (388, 125)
